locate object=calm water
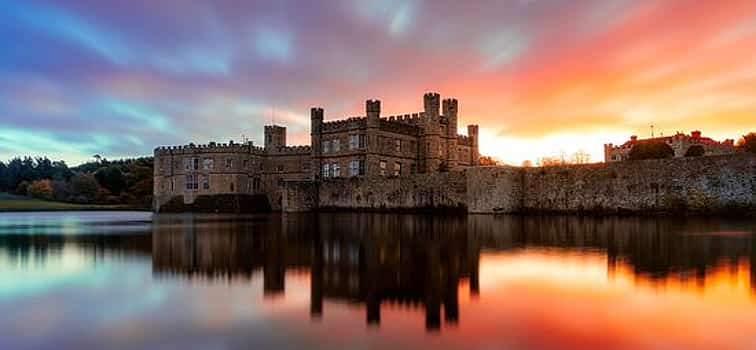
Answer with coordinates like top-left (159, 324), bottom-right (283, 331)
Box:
top-left (1, 212), bottom-right (755, 350)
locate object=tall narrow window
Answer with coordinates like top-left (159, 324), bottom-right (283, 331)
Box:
top-left (395, 139), bottom-right (401, 153)
top-left (349, 160), bottom-right (359, 177)
top-left (379, 160), bottom-right (386, 176)
top-left (202, 175), bottom-right (210, 190)
top-left (394, 162), bottom-right (402, 176)
top-left (349, 135), bottom-right (358, 150)
top-left (332, 162), bottom-right (340, 177)
top-left (185, 174), bottom-right (198, 190)
top-left (322, 163), bottom-right (330, 178)
top-left (332, 139), bottom-right (341, 152)
top-left (322, 140), bottom-right (331, 153)
top-left (203, 158), bottom-right (214, 170)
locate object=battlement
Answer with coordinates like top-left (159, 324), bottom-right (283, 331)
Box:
top-left (267, 145), bottom-right (312, 155)
top-left (321, 116), bottom-right (367, 133)
top-left (154, 141), bottom-right (265, 156)
top-left (379, 119), bottom-right (421, 136)
top-left (366, 99), bottom-right (381, 113)
top-left (380, 112), bottom-right (426, 125)
top-left (457, 135), bottom-right (473, 146)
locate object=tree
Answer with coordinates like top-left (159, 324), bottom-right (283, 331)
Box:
top-left (537, 156), bottom-right (568, 167)
top-left (27, 180), bottom-right (54, 200)
top-left (737, 132), bottom-right (756, 153)
top-left (570, 150), bottom-right (591, 164)
top-left (684, 145), bottom-right (705, 157)
top-left (95, 166), bottom-right (126, 195)
top-left (70, 173), bottom-right (100, 202)
top-left (628, 141), bottom-right (674, 160)
top-left (0, 161), bottom-right (8, 191)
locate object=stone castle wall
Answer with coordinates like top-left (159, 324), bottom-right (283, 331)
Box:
top-left (314, 171), bottom-right (468, 211)
top-left (519, 153), bottom-right (755, 214)
top-left (286, 154), bottom-right (756, 215)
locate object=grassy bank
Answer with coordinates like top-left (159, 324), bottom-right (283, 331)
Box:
top-left (0, 193), bottom-right (143, 212)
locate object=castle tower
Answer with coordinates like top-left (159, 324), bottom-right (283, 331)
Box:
top-left (366, 99), bottom-right (381, 176)
top-left (443, 98), bottom-right (459, 170)
top-left (310, 107), bottom-right (324, 179)
top-left (467, 124), bottom-right (479, 166)
top-left (366, 99), bottom-right (380, 128)
top-left (422, 93), bottom-right (441, 172)
top-left (604, 143), bottom-right (613, 163)
top-left (264, 125), bottom-right (287, 150)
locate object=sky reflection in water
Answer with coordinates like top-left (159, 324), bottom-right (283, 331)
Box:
top-left (1, 212), bottom-right (755, 350)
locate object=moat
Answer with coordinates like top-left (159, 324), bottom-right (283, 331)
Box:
top-left (2, 211), bottom-right (756, 349)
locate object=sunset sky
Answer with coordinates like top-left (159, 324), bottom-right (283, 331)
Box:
top-left (1, 0), bottom-right (755, 165)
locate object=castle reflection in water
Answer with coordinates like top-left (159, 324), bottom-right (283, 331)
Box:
top-left (149, 214), bottom-right (756, 331)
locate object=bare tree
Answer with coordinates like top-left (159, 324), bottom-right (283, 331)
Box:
top-left (570, 150), bottom-right (591, 164)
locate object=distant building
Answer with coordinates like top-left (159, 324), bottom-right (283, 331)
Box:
top-left (153, 92), bottom-right (480, 212)
top-left (604, 130), bottom-right (735, 162)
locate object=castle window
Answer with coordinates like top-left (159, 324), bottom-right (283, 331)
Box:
top-left (225, 158), bottom-right (233, 169)
top-left (349, 134), bottom-right (366, 150)
top-left (277, 164), bottom-right (284, 172)
top-left (349, 160), bottom-right (360, 177)
top-left (322, 140), bottom-right (331, 153)
top-left (331, 162), bottom-right (341, 177)
top-left (243, 160), bottom-right (248, 169)
top-left (394, 162), bottom-right (402, 176)
top-left (410, 164), bottom-right (416, 175)
top-left (230, 182), bottom-right (234, 192)
top-left (303, 161), bottom-right (310, 171)
top-left (185, 174), bottom-right (198, 190)
top-left (203, 158), bottom-right (214, 170)
top-left (395, 139), bottom-right (402, 153)
top-left (359, 160), bottom-right (365, 175)
top-left (170, 179), bottom-right (175, 191)
top-left (185, 157), bottom-right (199, 171)
top-left (332, 139), bottom-right (341, 152)
top-left (379, 160), bottom-right (386, 176)
top-left (202, 175), bottom-right (210, 190)
top-left (322, 164), bottom-right (330, 178)
top-left (253, 177), bottom-right (261, 192)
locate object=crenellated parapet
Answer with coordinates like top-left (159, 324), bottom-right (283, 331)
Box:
top-left (154, 141), bottom-right (264, 156)
top-left (321, 116), bottom-right (367, 133)
top-left (380, 112), bottom-right (426, 126)
top-left (457, 135), bottom-right (473, 146)
top-left (379, 119), bottom-right (421, 136)
top-left (267, 145), bottom-right (312, 155)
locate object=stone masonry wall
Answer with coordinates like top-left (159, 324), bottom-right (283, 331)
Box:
top-left (316, 171), bottom-right (468, 211)
top-left (285, 154), bottom-right (756, 215)
top-left (466, 166), bottom-right (523, 213)
top-left (521, 153), bottom-right (756, 214)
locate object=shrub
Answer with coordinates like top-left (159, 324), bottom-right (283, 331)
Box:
top-left (27, 180), bottom-right (54, 200)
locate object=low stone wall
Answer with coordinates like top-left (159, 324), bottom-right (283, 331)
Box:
top-left (268, 154), bottom-right (756, 215)
top-left (521, 154), bottom-right (756, 214)
top-left (282, 181), bottom-right (319, 212)
top-left (316, 172), bottom-right (468, 211)
top-left (466, 166), bottom-right (523, 213)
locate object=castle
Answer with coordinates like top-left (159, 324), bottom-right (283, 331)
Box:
top-left (153, 92), bottom-right (480, 212)
top-left (604, 130), bottom-right (735, 162)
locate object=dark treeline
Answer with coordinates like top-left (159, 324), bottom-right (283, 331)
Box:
top-left (0, 156), bottom-right (153, 208)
